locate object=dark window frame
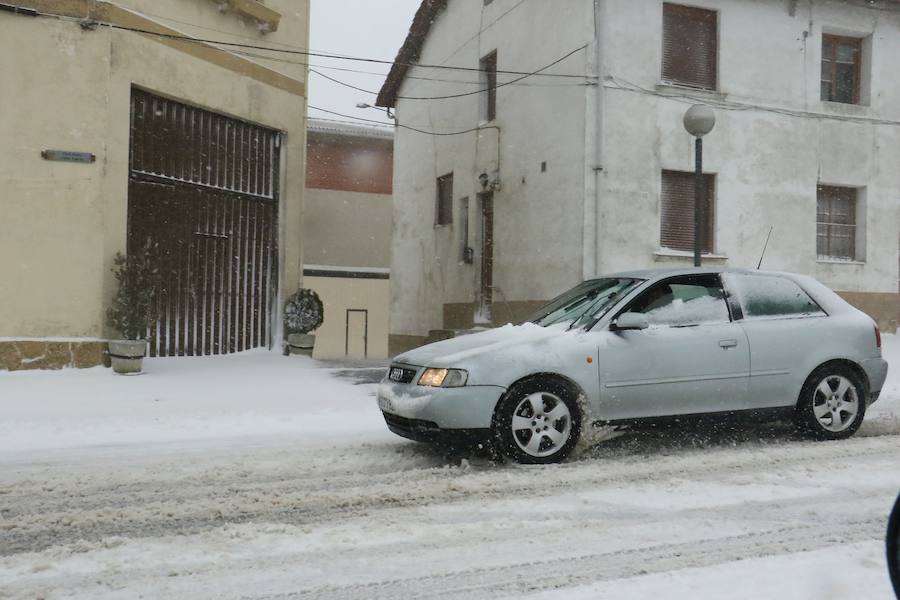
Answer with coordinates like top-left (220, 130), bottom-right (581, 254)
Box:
top-left (662, 3), bottom-right (718, 91)
top-left (616, 273), bottom-right (733, 328)
top-left (435, 172), bottom-right (454, 227)
top-left (660, 169), bottom-right (716, 254)
top-left (724, 273), bottom-right (827, 321)
top-left (817, 185), bottom-right (858, 260)
top-left (480, 50), bottom-right (498, 122)
top-left (820, 34), bottom-right (862, 105)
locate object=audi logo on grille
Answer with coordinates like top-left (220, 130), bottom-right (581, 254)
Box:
top-left (389, 368), bottom-right (404, 382)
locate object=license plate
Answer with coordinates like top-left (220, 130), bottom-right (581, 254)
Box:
top-left (378, 394), bottom-right (394, 412)
top-left (389, 368), bottom-right (403, 382)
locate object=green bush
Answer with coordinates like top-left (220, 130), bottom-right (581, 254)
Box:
top-left (284, 288), bottom-right (324, 334)
top-left (106, 244), bottom-right (160, 340)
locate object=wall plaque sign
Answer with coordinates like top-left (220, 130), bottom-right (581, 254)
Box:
top-left (41, 150), bottom-right (96, 163)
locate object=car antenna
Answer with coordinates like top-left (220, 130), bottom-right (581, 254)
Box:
top-left (757, 226), bottom-right (774, 269)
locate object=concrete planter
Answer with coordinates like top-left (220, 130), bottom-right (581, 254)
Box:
top-left (108, 339), bottom-right (147, 375)
top-left (287, 333), bottom-right (316, 356)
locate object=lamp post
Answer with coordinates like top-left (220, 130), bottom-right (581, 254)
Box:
top-left (682, 104), bottom-right (716, 267)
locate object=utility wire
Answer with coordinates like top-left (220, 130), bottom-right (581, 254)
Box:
top-left (28, 7), bottom-right (591, 79)
top-left (119, 0), bottom-right (585, 88)
top-left (310, 44), bottom-right (590, 101)
top-left (227, 47), bottom-right (588, 88)
top-left (605, 75), bottom-right (900, 127)
top-left (308, 105), bottom-right (501, 137)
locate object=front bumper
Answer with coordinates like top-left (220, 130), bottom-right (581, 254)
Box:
top-left (376, 377), bottom-right (506, 432)
top-left (380, 412), bottom-right (490, 445)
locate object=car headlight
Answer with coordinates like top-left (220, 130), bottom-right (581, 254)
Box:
top-left (417, 368), bottom-right (468, 388)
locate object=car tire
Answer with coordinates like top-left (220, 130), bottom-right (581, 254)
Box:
top-left (888, 493), bottom-right (900, 598)
top-left (492, 377), bottom-right (581, 464)
top-left (795, 363), bottom-right (866, 441)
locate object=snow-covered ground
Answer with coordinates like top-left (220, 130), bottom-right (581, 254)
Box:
top-left (1, 337), bottom-right (899, 599)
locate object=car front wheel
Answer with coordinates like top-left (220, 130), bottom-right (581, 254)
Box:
top-left (492, 378), bottom-right (581, 464)
top-left (795, 364), bottom-right (866, 440)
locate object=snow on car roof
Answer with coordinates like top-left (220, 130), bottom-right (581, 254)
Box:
top-left (603, 267), bottom-right (807, 280)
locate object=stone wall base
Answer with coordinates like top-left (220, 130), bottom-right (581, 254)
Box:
top-left (392, 291), bottom-right (899, 360)
top-left (443, 301), bottom-right (547, 330)
top-left (388, 334), bottom-right (428, 358)
top-left (0, 341), bottom-right (108, 371)
top-left (836, 291), bottom-right (899, 333)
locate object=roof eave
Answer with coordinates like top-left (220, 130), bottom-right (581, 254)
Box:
top-left (376, 0), bottom-right (447, 108)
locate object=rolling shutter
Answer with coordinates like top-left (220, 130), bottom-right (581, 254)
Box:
top-left (663, 3), bottom-right (717, 90)
top-left (661, 170), bottom-right (715, 253)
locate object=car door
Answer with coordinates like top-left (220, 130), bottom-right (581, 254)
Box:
top-left (597, 274), bottom-right (750, 421)
top-left (722, 273), bottom-right (829, 409)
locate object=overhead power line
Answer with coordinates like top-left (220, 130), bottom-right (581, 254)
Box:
top-left (26, 7), bottom-right (591, 79)
top-left (308, 105), bottom-right (503, 137)
top-left (310, 44), bottom-right (590, 101)
top-left (605, 75), bottom-right (900, 127)
top-left (225, 47), bottom-right (589, 89)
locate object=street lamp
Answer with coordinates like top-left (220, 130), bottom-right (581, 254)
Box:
top-left (683, 104), bottom-right (716, 267)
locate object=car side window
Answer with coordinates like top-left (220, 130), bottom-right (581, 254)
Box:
top-left (626, 275), bottom-right (730, 327)
top-left (725, 274), bottom-right (825, 319)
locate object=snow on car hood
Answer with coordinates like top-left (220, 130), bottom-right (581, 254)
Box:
top-left (394, 323), bottom-right (592, 367)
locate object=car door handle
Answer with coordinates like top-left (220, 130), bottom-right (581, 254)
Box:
top-left (718, 339), bottom-right (738, 349)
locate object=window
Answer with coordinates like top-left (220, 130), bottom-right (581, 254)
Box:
top-left (662, 3), bottom-right (718, 90)
top-left (436, 173), bottom-right (453, 226)
top-left (817, 185), bottom-right (857, 260)
top-left (626, 275), bottom-right (730, 327)
top-left (480, 51), bottom-right (497, 122)
top-left (660, 170), bottom-right (715, 253)
top-left (459, 197), bottom-right (472, 262)
top-left (821, 34), bottom-right (862, 104)
top-left (527, 278), bottom-right (639, 328)
top-left (726, 274), bottom-right (825, 319)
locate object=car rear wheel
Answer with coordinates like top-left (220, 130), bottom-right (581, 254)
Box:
top-left (795, 364), bottom-right (866, 440)
top-left (492, 378), bottom-right (581, 464)
top-left (888, 493), bottom-right (900, 598)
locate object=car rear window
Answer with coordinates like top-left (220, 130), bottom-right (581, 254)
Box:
top-left (727, 274), bottom-right (826, 319)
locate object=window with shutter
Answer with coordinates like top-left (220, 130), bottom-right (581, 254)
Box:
top-left (817, 186), bottom-right (857, 260)
top-left (436, 173), bottom-right (454, 226)
top-left (480, 51), bottom-right (497, 122)
top-left (660, 170), bottom-right (715, 253)
top-left (662, 3), bottom-right (718, 90)
top-left (820, 34), bottom-right (862, 104)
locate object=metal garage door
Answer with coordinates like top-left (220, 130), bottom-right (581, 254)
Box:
top-left (127, 88), bottom-right (281, 357)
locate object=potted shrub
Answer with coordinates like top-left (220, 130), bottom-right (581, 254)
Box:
top-left (106, 246), bottom-right (159, 374)
top-left (284, 288), bottom-right (324, 356)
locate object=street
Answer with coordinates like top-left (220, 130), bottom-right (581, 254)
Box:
top-left (1, 344), bottom-right (899, 599)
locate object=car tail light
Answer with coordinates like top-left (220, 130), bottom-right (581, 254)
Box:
top-left (875, 324), bottom-right (882, 350)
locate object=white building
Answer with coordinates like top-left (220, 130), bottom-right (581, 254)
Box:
top-left (377, 0), bottom-right (900, 354)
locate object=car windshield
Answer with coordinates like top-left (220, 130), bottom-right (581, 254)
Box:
top-left (527, 278), bottom-right (639, 328)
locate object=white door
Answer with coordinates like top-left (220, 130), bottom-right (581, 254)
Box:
top-left (346, 309), bottom-right (367, 359)
top-left (598, 274), bottom-right (750, 420)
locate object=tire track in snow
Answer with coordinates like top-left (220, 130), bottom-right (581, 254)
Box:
top-left (266, 519), bottom-right (887, 599)
top-left (2, 432), bottom-right (899, 556)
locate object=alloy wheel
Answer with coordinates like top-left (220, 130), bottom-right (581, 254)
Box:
top-left (511, 392), bottom-right (572, 458)
top-left (812, 375), bottom-right (859, 433)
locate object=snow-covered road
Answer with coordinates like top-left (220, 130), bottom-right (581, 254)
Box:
top-left (1, 338), bottom-right (899, 599)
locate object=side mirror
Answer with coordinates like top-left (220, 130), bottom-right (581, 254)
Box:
top-left (612, 312), bottom-right (649, 331)
top-left (889, 493), bottom-right (900, 598)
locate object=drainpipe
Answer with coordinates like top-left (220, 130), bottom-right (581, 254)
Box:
top-left (583, 0), bottom-right (604, 280)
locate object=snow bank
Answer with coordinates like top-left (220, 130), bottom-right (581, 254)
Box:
top-left (0, 335), bottom-right (896, 457)
top-left (0, 350), bottom-right (391, 455)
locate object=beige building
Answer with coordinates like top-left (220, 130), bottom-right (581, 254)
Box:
top-left (303, 120), bottom-right (393, 360)
top-left (0, 0), bottom-right (309, 370)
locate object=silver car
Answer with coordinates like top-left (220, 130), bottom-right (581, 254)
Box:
top-left (378, 268), bottom-right (888, 464)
